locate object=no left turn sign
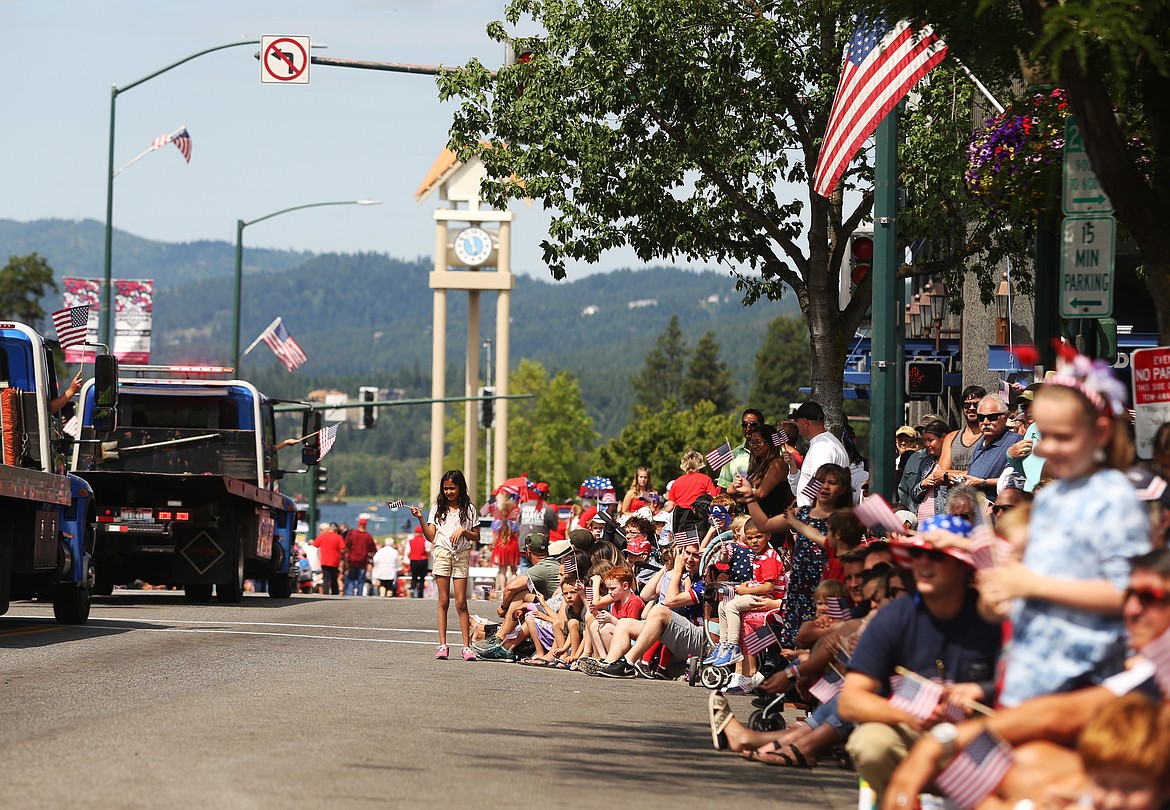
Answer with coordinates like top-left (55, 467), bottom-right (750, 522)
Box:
top-left (260, 35), bottom-right (310, 84)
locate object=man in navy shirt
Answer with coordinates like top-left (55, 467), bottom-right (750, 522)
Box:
top-left (964, 395), bottom-right (1024, 499)
top-left (838, 516), bottom-right (1002, 803)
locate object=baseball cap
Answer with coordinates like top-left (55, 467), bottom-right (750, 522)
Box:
top-left (568, 529), bottom-right (594, 549)
top-left (914, 414), bottom-right (942, 430)
top-left (792, 401), bottom-right (826, 422)
top-left (1126, 468), bottom-right (1170, 510)
top-left (895, 425), bottom-right (917, 439)
top-left (890, 514), bottom-right (975, 569)
top-left (524, 532), bottom-right (549, 553)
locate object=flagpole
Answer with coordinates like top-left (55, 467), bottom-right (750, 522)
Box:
top-left (113, 126), bottom-right (186, 177)
top-left (242, 317), bottom-right (280, 358)
top-left (950, 55), bottom-right (1005, 114)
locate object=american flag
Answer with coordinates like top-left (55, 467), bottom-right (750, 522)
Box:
top-left (802, 478), bottom-right (824, 502)
top-left (706, 441), bottom-right (734, 471)
top-left (888, 674), bottom-right (944, 720)
top-left (968, 524), bottom-right (1001, 571)
top-left (674, 528), bottom-right (701, 548)
top-left (808, 666), bottom-right (845, 703)
top-left (772, 429), bottom-right (789, 447)
top-left (152, 127), bottom-right (192, 163)
top-left (824, 596), bottom-right (851, 621)
top-left (318, 423), bottom-right (339, 460)
top-left (812, 15), bottom-right (948, 198)
top-left (853, 494), bottom-right (907, 535)
top-left (258, 318), bottom-right (308, 372)
top-left (63, 414), bottom-right (81, 438)
top-left (386, 499), bottom-right (406, 510)
top-left (741, 624), bottom-right (779, 655)
top-left (564, 554), bottom-right (577, 575)
top-left (935, 730), bottom-right (1014, 810)
top-left (585, 585), bottom-right (594, 604)
top-left (1142, 625), bottom-right (1170, 697)
top-left (51, 305), bottom-right (90, 350)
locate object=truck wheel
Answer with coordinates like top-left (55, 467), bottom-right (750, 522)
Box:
top-left (52, 586), bottom-right (91, 624)
top-left (93, 569), bottom-right (114, 597)
top-left (217, 541), bottom-right (245, 604)
top-left (184, 583), bottom-right (213, 602)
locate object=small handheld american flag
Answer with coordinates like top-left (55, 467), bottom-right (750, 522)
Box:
top-left (585, 585), bottom-right (594, 604)
top-left (51, 305), bottom-right (90, 351)
top-left (564, 554), bottom-right (577, 575)
top-left (808, 666), bottom-right (845, 703)
top-left (853, 494), bottom-right (907, 535)
top-left (674, 528), bottom-right (701, 548)
top-left (386, 499), bottom-right (406, 510)
top-left (888, 674), bottom-right (944, 720)
top-left (802, 478), bottom-right (823, 502)
top-left (824, 596), bottom-right (851, 621)
top-left (318, 423), bottom-right (339, 460)
top-left (741, 624), bottom-right (779, 655)
top-left (1142, 625), bottom-right (1170, 697)
top-left (706, 441), bottom-right (734, 471)
top-left (935, 730), bottom-right (1014, 810)
top-left (772, 429), bottom-right (788, 447)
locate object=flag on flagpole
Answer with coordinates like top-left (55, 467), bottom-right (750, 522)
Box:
top-left (808, 666), bottom-right (845, 703)
top-left (802, 478), bottom-right (824, 502)
top-left (152, 127), bottom-right (192, 163)
top-left (812, 16), bottom-right (948, 198)
top-left (935, 729), bottom-right (1014, 810)
top-left (824, 596), bottom-right (852, 621)
top-left (853, 494), bottom-right (908, 535)
top-left (386, 499), bottom-right (406, 510)
top-left (888, 674), bottom-right (945, 720)
top-left (51, 305), bottom-right (90, 350)
top-left (256, 317), bottom-right (308, 372)
top-left (318, 423), bottom-right (339, 460)
top-left (706, 441), bottom-right (734, 471)
top-left (741, 624), bottom-right (779, 655)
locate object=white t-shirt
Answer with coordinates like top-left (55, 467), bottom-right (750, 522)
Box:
top-left (788, 430), bottom-right (850, 506)
top-left (428, 503), bottom-right (479, 555)
top-left (371, 546), bottom-right (400, 580)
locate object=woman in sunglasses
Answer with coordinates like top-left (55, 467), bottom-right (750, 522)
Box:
top-left (978, 350), bottom-right (1151, 708)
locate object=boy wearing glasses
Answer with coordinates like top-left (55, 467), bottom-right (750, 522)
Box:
top-left (718, 408), bottom-right (765, 493)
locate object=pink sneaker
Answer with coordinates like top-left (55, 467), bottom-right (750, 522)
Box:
top-left (462, 646), bottom-right (477, 661)
top-left (435, 644), bottom-right (449, 660)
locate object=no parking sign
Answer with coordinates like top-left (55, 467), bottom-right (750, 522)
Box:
top-left (260, 35), bottom-right (311, 84)
top-left (1132, 346), bottom-right (1170, 459)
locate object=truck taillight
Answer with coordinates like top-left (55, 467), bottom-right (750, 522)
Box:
top-left (97, 509), bottom-right (115, 524)
top-left (158, 511), bottom-right (172, 520)
top-left (176, 512), bottom-right (190, 521)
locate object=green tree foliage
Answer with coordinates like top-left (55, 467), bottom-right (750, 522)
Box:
top-left (682, 331), bottom-right (734, 412)
top-left (630, 315), bottom-right (688, 411)
top-left (438, 0), bottom-right (1011, 430)
top-left (597, 399), bottom-right (734, 496)
top-left (505, 359), bottom-right (598, 500)
top-left (0, 253), bottom-right (57, 324)
top-left (750, 315), bottom-right (811, 422)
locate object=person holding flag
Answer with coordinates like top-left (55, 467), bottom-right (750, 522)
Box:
top-left (716, 408), bottom-right (765, 495)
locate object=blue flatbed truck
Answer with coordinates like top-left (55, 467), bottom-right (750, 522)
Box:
top-left (0, 321), bottom-right (105, 623)
top-left (71, 366), bottom-right (301, 602)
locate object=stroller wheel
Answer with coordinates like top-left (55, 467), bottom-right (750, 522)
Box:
top-left (748, 709), bottom-right (787, 732)
top-left (687, 656), bottom-right (702, 687)
top-left (700, 665), bottom-right (727, 690)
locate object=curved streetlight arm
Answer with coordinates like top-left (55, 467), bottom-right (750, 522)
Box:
top-left (102, 39), bottom-right (261, 347)
top-left (233, 200), bottom-right (381, 370)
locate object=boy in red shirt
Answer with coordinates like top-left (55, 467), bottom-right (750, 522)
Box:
top-left (705, 518), bottom-right (785, 666)
top-left (586, 565), bottom-right (645, 664)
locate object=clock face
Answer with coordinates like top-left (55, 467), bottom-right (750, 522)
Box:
top-left (453, 227), bottom-right (493, 266)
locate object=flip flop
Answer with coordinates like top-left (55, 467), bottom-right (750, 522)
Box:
top-left (708, 692), bottom-right (733, 751)
top-left (548, 659), bottom-right (570, 670)
top-left (749, 743), bottom-right (812, 768)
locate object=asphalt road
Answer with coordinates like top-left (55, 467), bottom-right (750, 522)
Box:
top-left (0, 592), bottom-right (859, 809)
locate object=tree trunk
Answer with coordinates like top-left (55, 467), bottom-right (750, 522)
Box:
top-left (806, 295), bottom-right (849, 435)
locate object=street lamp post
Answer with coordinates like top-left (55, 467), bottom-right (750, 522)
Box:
top-left (233, 200), bottom-right (381, 371)
top-left (102, 39), bottom-right (261, 347)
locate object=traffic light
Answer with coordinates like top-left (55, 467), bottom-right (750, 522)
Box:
top-left (315, 466), bottom-right (328, 495)
top-left (838, 229), bottom-right (874, 310)
top-left (478, 386), bottom-right (495, 429)
top-left (359, 386), bottom-right (377, 430)
top-left (301, 410), bottom-right (323, 466)
top-left (905, 360), bottom-right (945, 397)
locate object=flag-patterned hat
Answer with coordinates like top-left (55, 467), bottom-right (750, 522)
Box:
top-left (890, 514), bottom-right (975, 569)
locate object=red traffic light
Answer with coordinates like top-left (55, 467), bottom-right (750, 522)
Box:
top-left (851, 235), bottom-right (874, 262)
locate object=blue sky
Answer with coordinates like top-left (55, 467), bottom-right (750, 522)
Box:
top-left (0, 0), bottom-right (724, 278)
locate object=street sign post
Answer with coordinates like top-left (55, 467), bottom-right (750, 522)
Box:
top-left (1131, 346), bottom-right (1170, 459)
top-left (260, 36), bottom-right (311, 84)
top-left (1063, 117), bottom-right (1113, 215)
top-left (1060, 215), bottom-right (1115, 318)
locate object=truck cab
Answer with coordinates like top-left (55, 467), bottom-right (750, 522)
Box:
top-left (72, 366), bottom-right (299, 601)
top-left (0, 321), bottom-right (98, 623)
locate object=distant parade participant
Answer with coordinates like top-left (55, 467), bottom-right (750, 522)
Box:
top-left (410, 470), bottom-right (480, 661)
top-left (312, 523), bottom-right (346, 596)
top-left (343, 517), bottom-right (378, 597)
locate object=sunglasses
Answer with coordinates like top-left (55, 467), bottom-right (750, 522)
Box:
top-left (991, 503), bottom-right (1016, 514)
top-left (963, 401), bottom-right (981, 410)
top-left (889, 586), bottom-right (908, 596)
top-left (905, 546), bottom-right (951, 563)
top-left (976, 412), bottom-right (1007, 422)
top-left (741, 421), bottom-right (761, 428)
top-left (1123, 585), bottom-right (1170, 608)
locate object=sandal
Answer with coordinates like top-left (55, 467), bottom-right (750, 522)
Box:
top-left (748, 742), bottom-right (812, 768)
top-left (548, 659), bottom-right (570, 670)
top-left (708, 692), bottom-right (733, 751)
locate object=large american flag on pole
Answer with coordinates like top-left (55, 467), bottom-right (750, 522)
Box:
top-left (258, 318), bottom-right (308, 372)
top-left (812, 16), bottom-right (948, 198)
top-left (51, 305), bottom-right (90, 350)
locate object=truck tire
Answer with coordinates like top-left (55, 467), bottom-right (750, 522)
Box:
top-left (93, 569), bottom-right (114, 597)
top-left (217, 538), bottom-right (245, 604)
top-left (52, 585), bottom-right (91, 624)
top-left (184, 583), bottom-right (213, 602)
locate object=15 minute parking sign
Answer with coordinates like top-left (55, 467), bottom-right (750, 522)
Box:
top-left (260, 36), bottom-right (311, 84)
